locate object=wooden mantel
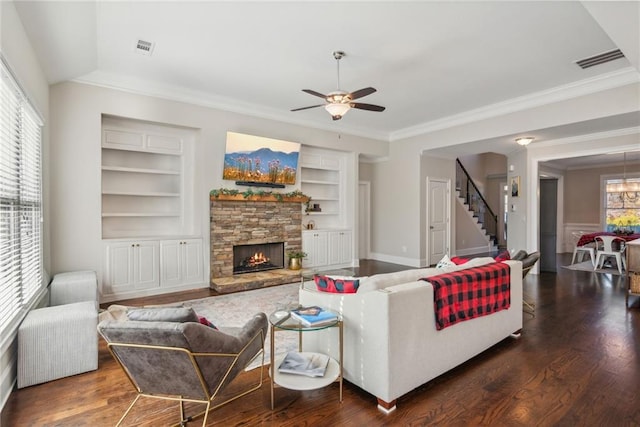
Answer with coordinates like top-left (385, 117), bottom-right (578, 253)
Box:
top-left (209, 194), bottom-right (310, 203)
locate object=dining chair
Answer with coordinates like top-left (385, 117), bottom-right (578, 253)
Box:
top-left (571, 231), bottom-right (595, 267)
top-left (594, 235), bottom-right (626, 274)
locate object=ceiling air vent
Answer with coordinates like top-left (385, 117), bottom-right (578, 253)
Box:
top-left (575, 49), bottom-right (624, 69)
top-left (134, 39), bottom-right (155, 56)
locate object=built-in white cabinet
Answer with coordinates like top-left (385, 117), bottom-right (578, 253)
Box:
top-left (103, 240), bottom-right (160, 295)
top-left (302, 231), bottom-right (329, 268)
top-left (299, 147), bottom-right (354, 268)
top-left (328, 230), bottom-right (353, 265)
top-left (100, 116), bottom-right (203, 302)
top-left (160, 239), bottom-right (204, 287)
top-left (103, 238), bottom-right (204, 301)
top-left (302, 229), bottom-right (353, 269)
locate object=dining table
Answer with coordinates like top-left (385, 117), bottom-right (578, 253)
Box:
top-left (576, 231), bottom-right (640, 247)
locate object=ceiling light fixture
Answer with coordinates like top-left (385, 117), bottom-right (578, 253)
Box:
top-left (325, 51), bottom-right (351, 120)
top-left (325, 102), bottom-right (351, 119)
top-left (607, 152), bottom-right (640, 202)
top-left (291, 51), bottom-right (385, 120)
top-left (516, 137), bottom-right (534, 146)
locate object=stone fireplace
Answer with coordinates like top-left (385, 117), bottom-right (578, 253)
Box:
top-left (209, 195), bottom-right (306, 293)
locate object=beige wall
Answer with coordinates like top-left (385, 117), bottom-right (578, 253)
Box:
top-left (359, 161), bottom-right (373, 182)
top-left (564, 162), bottom-right (640, 224)
top-left (48, 81), bottom-right (387, 285)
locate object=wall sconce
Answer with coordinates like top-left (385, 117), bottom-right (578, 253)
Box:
top-left (515, 137), bottom-right (534, 146)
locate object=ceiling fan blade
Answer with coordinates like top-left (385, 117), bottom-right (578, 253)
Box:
top-left (291, 104), bottom-right (325, 112)
top-left (302, 89), bottom-right (328, 99)
top-left (351, 102), bottom-right (385, 112)
top-left (349, 87), bottom-right (377, 100)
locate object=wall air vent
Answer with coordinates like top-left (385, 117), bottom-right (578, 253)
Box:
top-left (575, 49), bottom-right (624, 69)
top-left (134, 39), bottom-right (155, 56)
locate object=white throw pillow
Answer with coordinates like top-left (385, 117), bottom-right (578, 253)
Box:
top-left (436, 254), bottom-right (456, 269)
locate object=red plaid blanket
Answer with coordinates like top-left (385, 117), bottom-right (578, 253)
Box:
top-left (421, 263), bottom-right (511, 330)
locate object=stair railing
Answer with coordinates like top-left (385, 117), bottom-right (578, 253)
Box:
top-left (455, 159), bottom-right (498, 244)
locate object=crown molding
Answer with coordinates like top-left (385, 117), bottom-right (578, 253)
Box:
top-left (71, 71), bottom-right (389, 142)
top-left (389, 67), bottom-right (640, 141)
top-left (532, 126), bottom-right (640, 149)
top-left (72, 67), bottom-right (639, 145)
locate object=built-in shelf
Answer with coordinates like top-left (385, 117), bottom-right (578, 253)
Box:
top-left (299, 146), bottom-right (347, 232)
top-left (101, 116), bottom-right (195, 240)
top-left (102, 166), bottom-right (180, 175)
top-left (300, 179), bottom-right (339, 185)
top-left (102, 191), bottom-right (180, 197)
top-left (305, 211), bottom-right (339, 216)
top-left (102, 212), bottom-right (181, 217)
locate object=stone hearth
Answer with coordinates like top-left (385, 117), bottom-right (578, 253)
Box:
top-left (210, 195), bottom-right (305, 293)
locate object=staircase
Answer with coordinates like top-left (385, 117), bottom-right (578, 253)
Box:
top-left (455, 159), bottom-right (499, 253)
top-left (456, 190), bottom-right (499, 253)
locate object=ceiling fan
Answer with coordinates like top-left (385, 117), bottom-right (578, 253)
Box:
top-left (291, 51), bottom-right (385, 121)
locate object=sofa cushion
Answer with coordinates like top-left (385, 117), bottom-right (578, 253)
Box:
top-left (314, 275), bottom-right (360, 293)
top-left (357, 268), bottom-right (441, 292)
top-left (442, 257), bottom-right (495, 273)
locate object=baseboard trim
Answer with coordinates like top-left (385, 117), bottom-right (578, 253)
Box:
top-left (369, 252), bottom-right (422, 267)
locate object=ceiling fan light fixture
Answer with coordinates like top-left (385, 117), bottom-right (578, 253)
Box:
top-left (516, 137), bottom-right (534, 146)
top-left (325, 103), bottom-right (351, 120)
top-left (291, 51), bottom-right (385, 119)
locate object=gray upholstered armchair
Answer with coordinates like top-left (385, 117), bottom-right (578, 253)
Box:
top-left (512, 250), bottom-right (541, 314)
top-left (98, 307), bottom-right (268, 426)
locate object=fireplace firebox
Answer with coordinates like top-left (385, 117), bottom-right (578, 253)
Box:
top-left (233, 242), bottom-right (284, 274)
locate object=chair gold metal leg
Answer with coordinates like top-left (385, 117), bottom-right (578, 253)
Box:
top-left (523, 298), bottom-right (535, 316)
top-left (116, 394), bottom-right (141, 427)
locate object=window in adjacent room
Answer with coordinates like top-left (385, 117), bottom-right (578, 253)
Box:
top-left (0, 56), bottom-right (44, 336)
top-left (604, 177), bottom-right (640, 233)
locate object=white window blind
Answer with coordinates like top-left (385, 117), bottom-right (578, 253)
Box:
top-left (0, 57), bottom-right (43, 335)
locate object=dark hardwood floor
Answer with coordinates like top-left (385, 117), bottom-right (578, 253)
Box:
top-left (3, 255), bottom-right (639, 426)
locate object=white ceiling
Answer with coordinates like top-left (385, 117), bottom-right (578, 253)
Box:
top-left (12, 0), bottom-right (640, 165)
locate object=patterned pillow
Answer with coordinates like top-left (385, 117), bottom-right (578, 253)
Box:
top-left (436, 255), bottom-right (456, 269)
top-left (314, 275), bottom-right (360, 293)
top-left (494, 251), bottom-right (511, 262)
top-left (197, 315), bottom-right (218, 330)
top-left (450, 256), bottom-right (470, 265)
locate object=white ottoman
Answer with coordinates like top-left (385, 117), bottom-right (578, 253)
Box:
top-left (17, 271), bottom-right (98, 388)
top-left (50, 270), bottom-right (98, 307)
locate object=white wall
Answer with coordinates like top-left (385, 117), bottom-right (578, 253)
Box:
top-left (0, 0), bottom-right (50, 413)
top-left (370, 82), bottom-right (640, 266)
top-left (527, 130), bottom-right (640, 263)
top-left (48, 81), bottom-right (387, 288)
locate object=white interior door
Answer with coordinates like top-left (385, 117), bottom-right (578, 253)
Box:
top-left (428, 178), bottom-right (450, 266)
top-left (358, 181), bottom-right (371, 259)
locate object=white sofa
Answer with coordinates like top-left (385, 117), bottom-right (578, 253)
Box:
top-left (299, 258), bottom-right (522, 412)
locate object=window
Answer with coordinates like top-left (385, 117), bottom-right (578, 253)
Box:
top-left (605, 177), bottom-right (640, 233)
top-left (0, 58), bottom-right (43, 336)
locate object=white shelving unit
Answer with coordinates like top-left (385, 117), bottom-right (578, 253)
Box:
top-left (300, 147), bottom-right (344, 228)
top-left (299, 147), bottom-right (353, 268)
top-left (101, 118), bottom-right (190, 239)
top-left (100, 116), bottom-right (203, 302)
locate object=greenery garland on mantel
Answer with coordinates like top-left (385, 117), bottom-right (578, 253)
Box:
top-left (209, 188), bottom-right (311, 204)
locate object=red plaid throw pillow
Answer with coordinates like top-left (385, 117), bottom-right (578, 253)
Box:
top-left (314, 275), bottom-right (360, 293)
